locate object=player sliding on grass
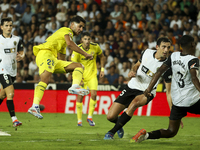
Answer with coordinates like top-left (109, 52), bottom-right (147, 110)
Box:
top-left (28, 16), bottom-right (93, 119)
top-left (104, 37), bottom-right (172, 140)
top-left (132, 35), bottom-right (200, 143)
top-left (71, 32), bottom-right (105, 126)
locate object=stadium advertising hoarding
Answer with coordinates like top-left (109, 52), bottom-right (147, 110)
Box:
top-left (0, 89), bottom-right (200, 117)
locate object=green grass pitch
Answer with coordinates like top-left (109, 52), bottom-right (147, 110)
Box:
top-left (0, 112), bottom-right (200, 150)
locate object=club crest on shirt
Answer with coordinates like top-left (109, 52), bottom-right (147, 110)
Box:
top-left (14, 41), bottom-right (17, 46)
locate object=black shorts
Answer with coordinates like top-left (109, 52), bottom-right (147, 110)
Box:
top-left (169, 99), bottom-right (200, 120)
top-left (114, 85), bottom-right (154, 107)
top-left (0, 74), bottom-right (15, 89)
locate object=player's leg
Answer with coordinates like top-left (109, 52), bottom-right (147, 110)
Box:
top-left (28, 51), bottom-right (54, 119)
top-left (0, 74), bottom-right (22, 127)
top-left (87, 76), bottom-right (98, 126)
top-left (131, 119), bottom-right (181, 143)
top-left (87, 90), bottom-right (96, 126)
top-left (58, 61), bottom-right (89, 96)
top-left (131, 104), bottom-right (185, 143)
top-left (76, 95), bottom-right (84, 126)
top-left (106, 94), bottom-right (148, 139)
top-left (0, 84), bottom-right (6, 105)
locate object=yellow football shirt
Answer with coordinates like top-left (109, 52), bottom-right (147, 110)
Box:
top-left (33, 27), bottom-right (73, 57)
top-left (71, 42), bottom-right (102, 80)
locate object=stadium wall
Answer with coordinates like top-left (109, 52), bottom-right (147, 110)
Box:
top-left (0, 83), bottom-right (199, 117)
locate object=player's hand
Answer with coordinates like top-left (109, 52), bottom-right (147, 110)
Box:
top-left (144, 89), bottom-right (152, 98)
top-left (128, 70), bottom-right (136, 78)
top-left (85, 53), bottom-right (93, 60)
top-left (16, 52), bottom-right (24, 61)
top-left (180, 120), bottom-right (184, 129)
top-left (99, 71), bottom-right (104, 78)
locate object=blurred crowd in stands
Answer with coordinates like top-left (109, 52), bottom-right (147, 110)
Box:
top-left (1, 0), bottom-right (200, 85)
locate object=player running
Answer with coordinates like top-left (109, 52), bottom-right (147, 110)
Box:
top-left (132, 35), bottom-right (200, 143)
top-left (104, 37), bottom-right (172, 140)
top-left (0, 17), bottom-right (24, 127)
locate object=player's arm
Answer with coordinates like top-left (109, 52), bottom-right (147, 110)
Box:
top-left (64, 34), bottom-right (93, 60)
top-left (16, 40), bottom-right (24, 61)
top-left (98, 52), bottom-right (105, 78)
top-left (189, 58), bottom-right (200, 92)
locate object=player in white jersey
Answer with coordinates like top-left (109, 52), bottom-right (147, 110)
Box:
top-left (0, 17), bottom-right (24, 127)
top-left (104, 37), bottom-right (172, 140)
top-left (132, 35), bottom-right (200, 143)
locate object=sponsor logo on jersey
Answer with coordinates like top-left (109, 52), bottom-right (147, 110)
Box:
top-left (141, 65), bottom-right (154, 77)
top-left (4, 48), bottom-right (16, 53)
top-left (14, 41), bottom-right (17, 46)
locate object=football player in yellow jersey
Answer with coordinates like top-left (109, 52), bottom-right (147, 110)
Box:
top-left (71, 32), bottom-right (105, 126)
top-left (28, 16), bottom-right (93, 119)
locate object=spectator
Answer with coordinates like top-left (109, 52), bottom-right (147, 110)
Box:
top-left (34, 29), bottom-right (46, 45)
top-left (28, 55), bottom-right (38, 77)
top-left (21, 5), bottom-right (33, 25)
top-left (170, 14), bottom-right (182, 29)
top-left (147, 34), bottom-right (156, 49)
top-left (134, 4), bottom-right (142, 21)
top-left (68, 3), bottom-right (77, 19)
top-left (104, 20), bottom-right (115, 37)
top-left (7, 7), bottom-right (16, 19)
top-left (23, 67), bottom-right (33, 82)
top-left (109, 3), bottom-right (121, 25)
top-left (104, 49), bottom-right (114, 69)
top-left (108, 34), bottom-right (119, 52)
top-left (122, 33), bottom-right (132, 51)
top-left (118, 48), bottom-right (128, 63)
top-left (45, 16), bottom-right (60, 31)
top-left (56, 6), bottom-right (67, 23)
top-left (89, 3), bottom-right (100, 26)
top-left (119, 61), bottom-right (130, 81)
top-left (15, 0), bottom-right (27, 15)
top-left (105, 65), bottom-right (119, 84)
top-left (100, 2), bottom-right (110, 22)
top-left (76, 4), bottom-right (88, 20)
top-left (0, 0), bottom-right (9, 13)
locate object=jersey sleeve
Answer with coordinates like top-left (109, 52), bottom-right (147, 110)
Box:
top-left (139, 50), bottom-right (145, 62)
top-left (97, 44), bottom-right (103, 55)
top-left (163, 68), bottom-right (172, 83)
top-left (188, 58), bottom-right (199, 70)
top-left (164, 55), bottom-right (172, 67)
top-left (17, 40), bottom-right (23, 52)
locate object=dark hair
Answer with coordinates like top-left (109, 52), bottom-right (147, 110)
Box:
top-left (70, 15), bottom-right (86, 24)
top-left (156, 37), bottom-right (171, 46)
top-left (81, 32), bottom-right (90, 38)
top-left (1, 17), bottom-right (12, 25)
top-left (179, 35), bottom-right (194, 48)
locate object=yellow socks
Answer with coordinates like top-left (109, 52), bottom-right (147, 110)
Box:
top-left (72, 67), bottom-right (83, 85)
top-left (76, 102), bottom-right (83, 122)
top-left (88, 98), bottom-right (97, 118)
top-left (33, 81), bottom-right (47, 105)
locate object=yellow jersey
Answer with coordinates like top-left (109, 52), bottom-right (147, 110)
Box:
top-left (33, 27), bottom-right (73, 58)
top-left (71, 42), bottom-right (102, 80)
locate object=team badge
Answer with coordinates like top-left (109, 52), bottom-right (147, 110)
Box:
top-left (48, 66), bottom-right (52, 69)
top-left (14, 41), bottom-right (17, 46)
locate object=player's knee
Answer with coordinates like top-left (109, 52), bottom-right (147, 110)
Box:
top-left (107, 114), bottom-right (115, 122)
top-left (7, 92), bottom-right (14, 99)
top-left (166, 129), bottom-right (178, 138)
top-left (75, 63), bottom-right (84, 69)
